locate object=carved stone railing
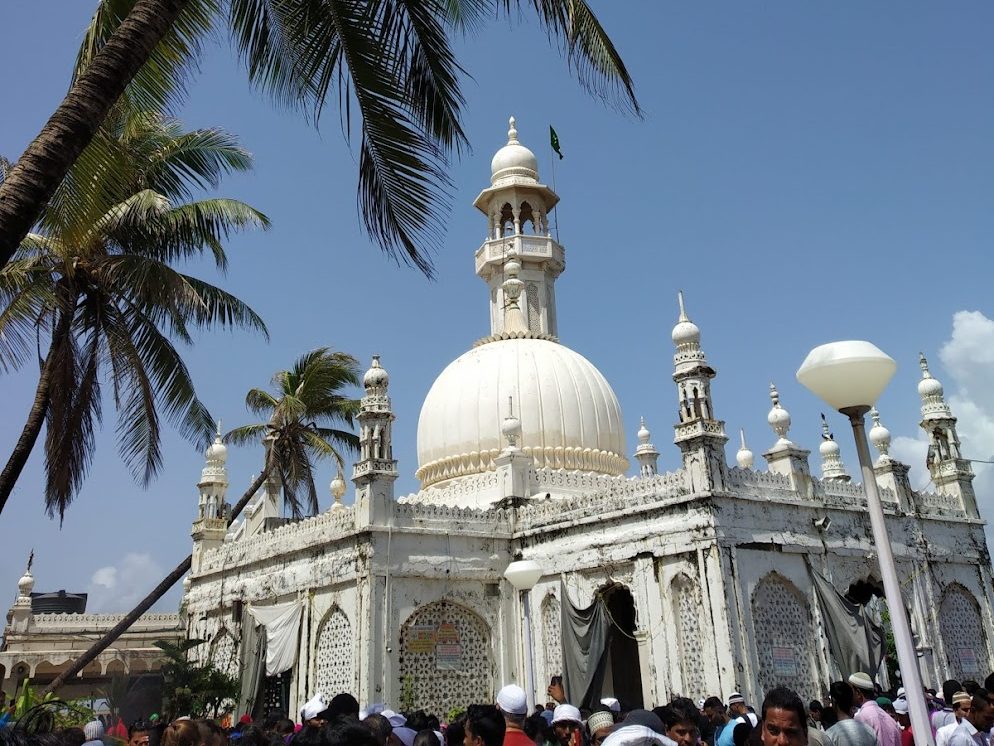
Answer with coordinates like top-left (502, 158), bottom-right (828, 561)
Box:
top-left (727, 467), bottom-right (794, 498)
top-left (517, 469), bottom-right (688, 530)
top-left (399, 470), bottom-right (501, 505)
top-left (31, 613), bottom-right (181, 629)
top-left (913, 489), bottom-right (965, 517)
top-left (199, 506), bottom-right (357, 572)
top-left (392, 501), bottom-right (512, 532)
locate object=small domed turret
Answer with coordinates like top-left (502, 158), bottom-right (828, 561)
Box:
top-left (671, 291), bottom-right (701, 347)
top-left (206, 435), bottom-right (227, 464)
top-left (736, 429), bottom-right (754, 469)
top-left (363, 355), bottom-right (389, 390)
top-left (490, 117), bottom-right (538, 184)
top-left (767, 383), bottom-right (792, 445)
top-left (17, 569), bottom-right (34, 597)
top-left (917, 353), bottom-right (944, 397)
top-left (869, 407), bottom-right (891, 463)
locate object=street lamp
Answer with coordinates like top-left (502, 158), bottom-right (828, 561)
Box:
top-left (504, 559), bottom-right (544, 712)
top-left (797, 341), bottom-right (934, 746)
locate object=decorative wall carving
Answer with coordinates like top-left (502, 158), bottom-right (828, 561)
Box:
top-left (671, 574), bottom-right (707, 700)
top-left (940, 584), bottom-right (991, 680)
top-left (209, 632), bottom-right (239, 679)
top-left (541, 593), bottom-right (563, 685)
top-left (315, 607), bottom-right (354, 697)
top-left (751, 573), bottom-right (817, 702)
top-left (398, 601), bottom-right (493, 717)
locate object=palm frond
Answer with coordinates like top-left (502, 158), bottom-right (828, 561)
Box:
top-left (0, 258), bottom-right (57, 371)
top-left (76, 0), bottom-right (219, 115)
top-left (145, 127), bottom-right (255, 200)
top-left (225, 422), bottom-right (269, 446)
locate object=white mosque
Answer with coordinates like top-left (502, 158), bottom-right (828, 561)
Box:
top-left (175, 117), bottom-right (994, 720)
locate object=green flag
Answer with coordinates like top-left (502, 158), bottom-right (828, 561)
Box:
top-left (550, 126), bottom-right (563, 159)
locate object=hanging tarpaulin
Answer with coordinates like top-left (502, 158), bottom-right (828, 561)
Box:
top-left (560, 581), bottom-right (612, 710)
top-left (808, 565), bottom-right (885, 677)
top-left (249, 600), bottom-right (303, 676)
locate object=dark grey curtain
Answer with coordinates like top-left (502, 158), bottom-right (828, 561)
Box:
top-left (809, 565), bottom-right (885, 677)
top-left (561, 582), bottom-right (612, 709)
top-left (237, 617), bottom-right (267, 719)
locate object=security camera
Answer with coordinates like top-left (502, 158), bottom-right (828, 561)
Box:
top-left (385, 646), bottom-right (393, 653)
top-left (812, 516), bottom-right (832, 531)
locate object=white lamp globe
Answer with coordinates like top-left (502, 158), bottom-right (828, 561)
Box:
top-left (504, 560), bottom-right (544, 590)
top-left (796, 341), bottom-right (897, 411)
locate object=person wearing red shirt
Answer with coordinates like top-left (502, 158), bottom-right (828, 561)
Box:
top-left (496, 685), bottom-right (533, 746)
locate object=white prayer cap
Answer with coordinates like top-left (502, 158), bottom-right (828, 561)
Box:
top-left (393, 726), bottom-right (417, 746)
top-left (497, 685), bottom-right (528, 715)
top-left (381, 709), bottom-right (407, 728)
top-left (897, 687), bottom-right (906, 698)
top-left (588, 711), bottom-right (616, 733)
top-left (552, 704), bottom-right (583, 724)
top-left (727, 693), bottom-right (745, 706)
top-left (601, 725), bottom-right (672, 746)
top-left (847, 672), bottom-right (874, 691)
top-left (84, 721), bottom-right (105, 741)
top-left (300, 693), bottom-right (327, 721)
top-left (894, 699), bottom-right (909, 715)
top-left (601, 697), bottom-right (621, 713)
top-left (360, 703), bottom-right (385, 720)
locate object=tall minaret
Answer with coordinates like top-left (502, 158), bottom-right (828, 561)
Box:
top-left (917, 353), bottom-right (977, 516)
top-left (671, 292), bottom-right (728, 492)
top-left (192, 425), bottom-right (229, 573)
top-left (472, 117), bottom-right (563, 337)
top-left (353, 356), bottom-right (398, 506)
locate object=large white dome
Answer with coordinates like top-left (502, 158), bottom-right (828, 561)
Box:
top-left (416, 338), bottom-right (628, 488)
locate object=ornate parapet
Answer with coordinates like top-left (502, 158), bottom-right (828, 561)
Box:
top-left (198, 506), bottom-right (357, 573)
top-left (30, 612), bottom-right (181, 631)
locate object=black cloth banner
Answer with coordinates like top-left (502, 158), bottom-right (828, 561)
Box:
top-left (560, 581), bottom-right (612, 709)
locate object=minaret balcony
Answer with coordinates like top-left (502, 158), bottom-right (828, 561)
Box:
top-left (674, 419), bottom-right (727, 442)
top-left (475, 235), bottom-right (564, 278)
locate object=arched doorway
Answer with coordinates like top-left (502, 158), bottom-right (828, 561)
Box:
top-left (601, 584), bottom-right (643, 709)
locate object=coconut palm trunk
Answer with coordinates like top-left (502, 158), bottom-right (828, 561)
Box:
top-left (42, 468), bottom-right (269, 696)
top-left (0, 296), bottom-right (75, 516)
top-left (0, 0), bottom-right (187, 267)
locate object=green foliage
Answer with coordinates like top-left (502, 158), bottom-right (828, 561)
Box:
top-left (74, 0), bottom-right (640, 277)
top-left (399, 674), bottom-right (416, 714)
top-left (226, 348), bottom-right (361, 518)
top-left (0, 107), bottom-right (269, 519)
top-left (156, 638), bottom-right (241, 720)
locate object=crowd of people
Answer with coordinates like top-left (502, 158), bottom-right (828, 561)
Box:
top-left (4, 670), bottom-right (994, 746)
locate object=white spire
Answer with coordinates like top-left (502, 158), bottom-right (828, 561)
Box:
top-left (634, 416), bottom-right (660, 477)
top-left (869, 407), bottom-right (892, 464)
top-left (736, 428), bottom-right (754, 469)
top-left (767, 383), bottom-right (793, 447)
top-left (671, 290), bottom-right (702, 350)
top-left (918, 352), bottom-right (952, 420)
top-left (15, 551), bottom-right (34, 604)
top-left (818, 414), bottom-right (849, 481)
top-left (329, 467), bottom-right (347, 510)
top-left (501, 395), bottom-right (522, 450)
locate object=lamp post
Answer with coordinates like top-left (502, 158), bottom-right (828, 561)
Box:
top-left (504, 559), bottom-right (544, 712)
top-left (797, 341), bottom-right (934, 746)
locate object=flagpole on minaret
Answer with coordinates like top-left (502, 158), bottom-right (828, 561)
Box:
top-left (549, 125), bottom-right (561, 242)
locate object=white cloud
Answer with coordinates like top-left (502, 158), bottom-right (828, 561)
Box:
top-left (86, 553), bottom-right (163, 613)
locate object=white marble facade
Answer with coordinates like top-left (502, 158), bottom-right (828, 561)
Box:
top-left (181, 118), bottom-right (994, 719)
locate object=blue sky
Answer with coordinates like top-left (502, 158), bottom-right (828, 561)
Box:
top-left (2, 2), bottom-right (993, 613)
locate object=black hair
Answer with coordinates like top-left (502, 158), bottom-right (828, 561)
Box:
top-left (760, 686), bottom-right (806, 730)
top-left (971, 690), bottom-right (991, 713)
top-left (443, 714), bottom-right (465, 746)
top-left (465, 705), bottom-right (505, 746)
top-left (984, 672), bottom-right (994, 693)
top-left (237, 726), bottom-right (271, 746)
top-left (944, 680), bottom-right (963, 705)
top-left (732, 722), bottom-right (753, 746)
top-left (703, 697), bottom-right (725, 712)
top-left (62, 729), bottom-right (86, 746)
top-left (808, 701), bottom-right (823, 714)
top-left (325, 723), bottom-right (377, 746)
top-left (829, 681), bottom-right (854, 714)
top-left (360, 714), bottom-right (391, 746)
top-left (658, 701), bottom-right (698, 731)
top-left (963, 681), bottom-right (981, 696)
top-left (129, 721), bottom-right (151, 739)
top-left (412, 730), bottom-right (439, 746)
top-left (406, 711), bottom-right (430, 733)
top-left (289, 724), bottom-right (325, 746)
top-left (523, 714), bottom-right (551, 743)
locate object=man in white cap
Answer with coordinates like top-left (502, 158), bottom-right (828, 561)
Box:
top-left (937, 692), bottom-right (974, 746)
top-left (588, 711), bottom-right (616, 746)
top-left (551, 704), bottom-right (583, 746)
top-left (601, 698), bottom-right (622, 717)
top-left (848, 672), bottom-right (901, 746)
top-left (496, 684), bottom-right (532, 746)
top-left (947, 690), bottom-right (994, 746)
top-left (300, 692), bottom-right (328, 726)
top-left (728, 693), bottom-right (759, 727)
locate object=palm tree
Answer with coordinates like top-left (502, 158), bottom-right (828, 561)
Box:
top-left (41, 347), bottom-right (361, 695)
top-left (0, 0), bottom-right (640, 275)
top-left (0, 106), bottom-right (269, 519)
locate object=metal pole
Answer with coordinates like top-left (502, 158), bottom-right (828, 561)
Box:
top-left (522, 590), bottom-right (537, 713)
top-left (843, 406), bottom-right (934, 746)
